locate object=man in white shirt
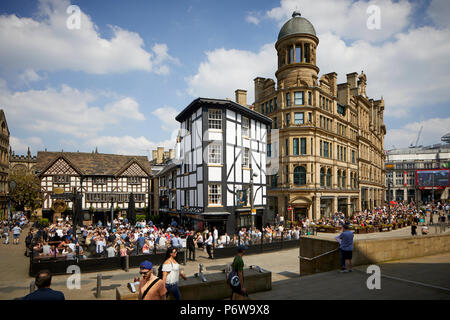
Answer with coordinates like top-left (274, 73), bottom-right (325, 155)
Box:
top-left (213, 227), bottom-right (219, 245)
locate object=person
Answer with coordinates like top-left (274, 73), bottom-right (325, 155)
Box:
top-left (196, 232), bottom-right (203, 249)
top-left (160, 248), bottom-right (187, 300)
top-left (439, 214), bottom-right (446, 233)
top-left (411, 222), bottom-right (418, 236)
top-left (134, 261), bottom-right (167, 300)
top-left (421, 224), bottom-right (429, 235)
top-left (335, 224), bottom-right (354, 273)
top-left (171, 233), bottom-right (181, 249)
top-left (12, 224), bottom-right (21, 245)
top-left (186, 231), bottom-right (196, 261)
top-left (213, 226), bottom-right (219, 245)
top-left (106, 244), bottom-right (116, 257)
top-left (25, 231), bottom-right (33, 257)
top-left (2, 224), bottom-right (9, 245)
top-left (205, 232), bottom-right (213, 259)
top-left (230, 245), bottom-right (248, 299)
top-left (22, 270), bottom-right (65, 300)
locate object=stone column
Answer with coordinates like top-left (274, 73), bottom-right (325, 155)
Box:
top-left (332, 196), bottom-right (338, 215)
top-left (347, 196), bottom-right (352, 217)
top-left (314, 195), bottom-right (321, 221)
top-left (403, 188), bottom-right (407, 203)
top-left (308, 202), bottom-right (313, 220)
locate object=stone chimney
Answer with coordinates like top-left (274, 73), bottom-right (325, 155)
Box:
top-left (157, 147), bottom-right (164, 164)
top-left (254, 77), bottom-right (265, 103)
top-left (346, 72), bottom-right (358, 89)
top-left (152, 150), bottom-right (158, 162)
top-left (235, 89), bottom-right (247, 106)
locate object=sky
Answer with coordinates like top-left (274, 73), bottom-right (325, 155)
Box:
top-left (0, 0), bottom-right (449, 159)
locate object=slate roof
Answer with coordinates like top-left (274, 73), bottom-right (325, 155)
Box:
top-left (36, 151), bottom-right (152, 177)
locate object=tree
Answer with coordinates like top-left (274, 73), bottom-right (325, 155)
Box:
top-left (8, 170), bottom-right (42, 212)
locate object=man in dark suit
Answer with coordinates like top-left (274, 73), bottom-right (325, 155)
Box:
top-left (22, 270), bottom-right (65, 300)
top-left (186, 230), bottom-right (196, 261)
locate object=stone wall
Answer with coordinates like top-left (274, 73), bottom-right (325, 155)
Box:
top-left (299, 234), bottom-right (450, 276)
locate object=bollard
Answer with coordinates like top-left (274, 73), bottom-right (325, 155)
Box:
top-left (96, 273), bottom-right (102, 298)
top-left (29, 280), bottom-right (35, 293)
top-left (125, 255), bottom-right (129, 272)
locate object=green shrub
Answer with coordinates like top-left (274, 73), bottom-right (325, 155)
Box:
top-left (136, 214), bottom-right (146, 222)
top-left (40, 218), bottom-right (49, 227)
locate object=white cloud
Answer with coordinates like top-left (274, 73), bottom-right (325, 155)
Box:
top-left (10, 136), bottom-right (44, 154)
top-left (18, 69), bottom-right (46, 84)
top-left (152, 107), bottom-right (180, 132)
top-left (427, 0), bottom-right (450, 29)
top-left (385, 117), bottom-right (450, 149)
top-left (0, 81), bottom-right (145, 139)
top-left (0, 0), bottom-right (178, 75)
top-left (85, 135), bottom-right (177, 156)
top-left (187, 1), bottom-right (450, 117)
top-left (266, 0), bottom-right (412, 43)
top-left (246, 15), bottom-right (260, 25)
top-left (186, 44), bottom-right (276, 103)
top-left (105, 98), bottom-right (145, 121)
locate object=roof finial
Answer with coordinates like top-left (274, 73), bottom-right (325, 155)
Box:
top-left (292, 10), bottom-right (301, 18)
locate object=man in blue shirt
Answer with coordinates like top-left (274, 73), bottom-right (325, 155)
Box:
top-left (22, 270), bottom-right (65, 300)
top-left (335, 224), bottom-right (354, 273)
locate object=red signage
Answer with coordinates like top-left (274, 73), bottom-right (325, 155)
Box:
top-left (404, 171), bottom-right (407, 187)
top-left (287, 206), bottom-right (293, 211)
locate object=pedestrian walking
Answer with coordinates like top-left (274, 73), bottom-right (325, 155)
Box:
top-left (229, 245), bottom-right (249, 299)
top-left (159, 248), bottom-right (187, 300)
top-left (2, 224), bottom-right (9, 245)
top-left (335, 224), bottom-right (354, 273)
top-left (186, 231), bottom-right (196, 261)
top-left (205, 232), bottom-right (213, 259)
top-left (12, 224), bottom-right (21, 245)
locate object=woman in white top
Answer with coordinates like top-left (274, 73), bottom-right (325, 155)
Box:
top-left (161, 248), bottom-right (187, 300)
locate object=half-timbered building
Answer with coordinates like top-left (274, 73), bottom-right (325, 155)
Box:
top-left (35, 151), bottom-right (152, 223)
top-left (175, 97), bottom-right (272, 234)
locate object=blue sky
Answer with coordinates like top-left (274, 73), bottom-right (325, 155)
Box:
top-left (0, 0), bottom-right (449, 158)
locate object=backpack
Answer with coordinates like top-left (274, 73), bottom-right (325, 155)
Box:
top-left (227, 269), bottom-right (240, 288)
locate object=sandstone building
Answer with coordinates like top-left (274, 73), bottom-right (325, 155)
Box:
top-left (254, 11), bottom-right (386, 221)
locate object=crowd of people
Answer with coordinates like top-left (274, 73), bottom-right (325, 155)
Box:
top-left (1, 212), bottom-right (28, 245)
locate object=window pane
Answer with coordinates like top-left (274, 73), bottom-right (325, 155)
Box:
top-left (286, 93), bottom-right (291, 106)
top-left (286, 113), bottom-right (290, 125)
top-left (301, 138), bottom-right (306, 155)
top-left (294, 112), bottom-right (304, 124)
top-left (295, 46), bottom-right (301, 63)
top-left (208, 143), bottom-right (222, 164)
top-left (294, 92), bottom-right (304, 105)
top-left (208, 184), bottom-right (221, 205)
top-left (242, 117), bottom-right (249, 137)
top-left (208, 109), bottom-right (222, 129)
top-left (293, 138), bottom-right (299, 155)
top-left (289, 47), bottom-right (294, 63)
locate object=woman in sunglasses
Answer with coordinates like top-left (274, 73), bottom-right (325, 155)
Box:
top-left (160, 247), bottom-right (187, 300)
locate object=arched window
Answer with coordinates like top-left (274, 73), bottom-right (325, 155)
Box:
top-left (320, 168), bottom-right (325, 187)
top-left (337, 170), bottom-right (341, 188)
top-left (326, 168), bottom-right (332, 188)
top-left (294, 166), bottom-right (306, 186)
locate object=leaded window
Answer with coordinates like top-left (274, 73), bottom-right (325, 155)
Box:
top-left (243, 148), bottom-right (250, 167)
top-left (242, 117), bottom-right (249, 137)
top-left (208, 184), bottom-right (221, 205)
top-left (53, 175), bottom-right (70, 184)
top-left (294, 112), bottom-right (304, 125)
top-left (294, 91), bottom-right (304, 105)
top-left (294, 166), bottom-right (306, 185)
top-left (208, 109), bottom-right (222, 130)
top-left (208, 143), bottom-right (222, 164)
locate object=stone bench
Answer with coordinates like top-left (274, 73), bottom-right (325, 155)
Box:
top-left (116, 267), bottom-right (272, 300)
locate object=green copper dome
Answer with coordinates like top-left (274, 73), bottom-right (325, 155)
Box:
top-left (278, 11), bottom-right (316, 41)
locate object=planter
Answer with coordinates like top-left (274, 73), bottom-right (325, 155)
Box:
top-left (316, 227), bottom-right (337, 233)
top-left (366, 228), bottom-right (375, 233)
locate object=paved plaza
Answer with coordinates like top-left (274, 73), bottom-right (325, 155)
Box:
top-left (0, 224), bottom-right (449, 300)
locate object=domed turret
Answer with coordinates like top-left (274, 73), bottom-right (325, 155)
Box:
top-left (278, 11), bottom-right (317, 41)
top-left (275, 11), bottom-right (319, 88)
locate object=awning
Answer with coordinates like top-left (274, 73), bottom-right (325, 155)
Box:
top-left (202, 212), bottom-right (231, 216)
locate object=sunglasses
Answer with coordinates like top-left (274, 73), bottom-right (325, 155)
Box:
top-left (140, 270), bottom-right (150, 275)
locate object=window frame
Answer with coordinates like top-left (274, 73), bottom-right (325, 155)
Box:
top-left (208, 109), bottom-right (222, 130)
top-left (208, 142), bottom-right (222, 164)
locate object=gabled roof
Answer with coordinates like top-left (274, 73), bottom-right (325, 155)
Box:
top-left (36, 151), bottom-right (151, 177)
top-left (175, 98), bottom-right (272, 125)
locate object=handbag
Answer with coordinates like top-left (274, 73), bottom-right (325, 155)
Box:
top-left (141, 278), bottom-right (160, 300)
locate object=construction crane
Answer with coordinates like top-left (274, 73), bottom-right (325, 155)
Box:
top-left (410, 126), bottom-right (423, 148)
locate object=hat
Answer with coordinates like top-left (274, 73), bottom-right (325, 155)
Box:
top-left (139, 260), bottom-right (153, 270)
top-left (237, 245), bottom-right (248, 252)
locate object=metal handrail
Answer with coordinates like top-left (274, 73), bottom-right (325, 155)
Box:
top-left (299, 248), bottom-right (339, 261)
